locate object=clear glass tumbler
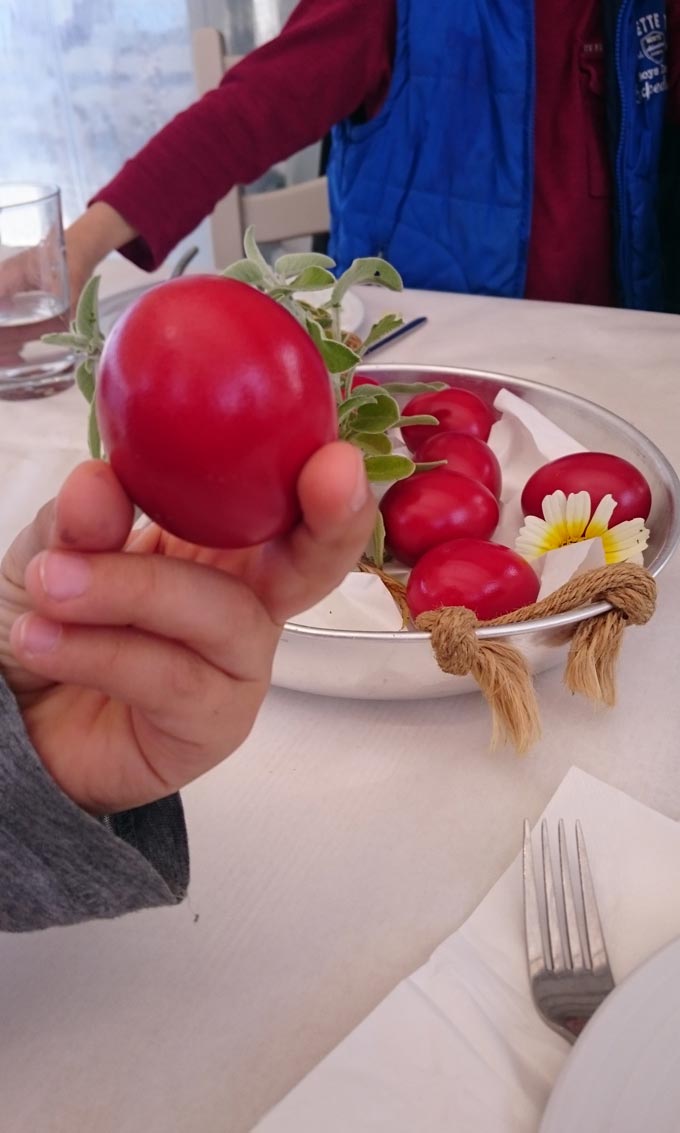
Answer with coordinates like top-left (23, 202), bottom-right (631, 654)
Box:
top-left (0, 182), bottom-right (75, 399)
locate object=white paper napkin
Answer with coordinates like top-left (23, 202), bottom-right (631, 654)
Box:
top-left (288, 572), bottom-right (404, 631)
top-left (488, 389), bottom-right (586, 548)
top-left (256, 768), bottom-right (680, 1132)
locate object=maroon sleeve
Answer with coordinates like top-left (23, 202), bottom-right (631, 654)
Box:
top-left (93, 0), bottom-right (396, 270)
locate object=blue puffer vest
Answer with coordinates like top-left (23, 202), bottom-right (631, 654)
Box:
top-left (327, 0), bottom-right (671, 311)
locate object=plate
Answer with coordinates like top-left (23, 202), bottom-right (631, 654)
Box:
top-left (540, 935), bottom-right (680, 1132)
top-left (273, 362), bottom-right (680, 700)
top-left (98, 283), bottom-right (365, 336)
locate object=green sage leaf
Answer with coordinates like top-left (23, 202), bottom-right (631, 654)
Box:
top-left (318, 338), bottom-right (360, 374)
top-left (364, 454), bottom-right (415, 483)
top-left (288, 266), bottom-right (336, 291)
top-left (305, 318), bottom-right (325, 350)
top-left (75, 358), bottom-right (95, 404)
top-left (360, 313), bottom-right (404, 353)
top-left (370, 510), bottom-right (386, 568)
top-left (87, 399), bottom-right (101, 460)
top-left (380, 381), bottom-right (448, 395)
top-left (275, 251), bottom-right (335, 277)
top-left (351, 431), bottom-right (393, 456)
top-left (337, 392), bottom-right (382, 426)
top-left (74, 275), bottom-right (102, 343)
top-left (394, 414), bottom-right (439, 427)
top-left (269, 293), bottom-right (308, 328)
top-left (221, 258), bottom-right (266, 285)
top-left (331, 257), bottom-right (403, 306)
top-left (42, 331), bottom-right (89, 350)
top-left (243, 225), bottom-right (273, 276)
top-left (352, 394), bottom-right (401, 433)
top-left (338, 384), bottom-right (387, 407)
top-left (298, 304), bottom-right (333, 335)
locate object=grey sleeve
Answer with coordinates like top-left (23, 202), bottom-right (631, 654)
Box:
top-left (0, 677), bottom-right (189, 932)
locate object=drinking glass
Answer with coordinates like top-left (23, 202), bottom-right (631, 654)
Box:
top-left (0, 182), bottom-right (75, 399)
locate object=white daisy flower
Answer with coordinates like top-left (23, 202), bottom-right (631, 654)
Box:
top-left (515, 489), bottom-right (650, 565)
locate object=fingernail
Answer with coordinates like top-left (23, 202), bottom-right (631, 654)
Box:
top-left (39, 551), bottom-right (91, 601)
top-left (16, 614), bottom-right (62, 654)
top-left (350, 449), bottom-right (370, 512)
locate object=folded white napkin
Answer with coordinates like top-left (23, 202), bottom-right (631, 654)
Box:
top-left (488, 388), bottom-right (585, 547)
top-left (288, 572), bottom-right (404, 631)
top-left (256, 768), bottom-right (680, 1132)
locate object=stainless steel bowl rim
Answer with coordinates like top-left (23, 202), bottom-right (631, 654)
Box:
top-left (284, 364), bottom-right (680, 643)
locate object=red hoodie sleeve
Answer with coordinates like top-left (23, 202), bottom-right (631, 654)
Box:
top-left (93, 0), bottom-right (396, 270)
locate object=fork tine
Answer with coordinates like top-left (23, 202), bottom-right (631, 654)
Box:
top-left (523, 819), bottom-right (615, 1043)
top-left (576, 820), bottom-right (610, 973)
top-left (558, 819), bottom-right (584, 969)
top-left (541, 820), bottom-right (565, 971)
top-left (522, 819), bottom-right (546, 979)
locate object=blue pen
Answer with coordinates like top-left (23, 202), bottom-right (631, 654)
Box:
top-left (363, 316), bottom-right (428, 356)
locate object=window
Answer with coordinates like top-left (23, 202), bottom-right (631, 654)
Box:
top-left (2, 1), bottom-right (196, 223)
top-left (2, 1), bottom-right (304, 227)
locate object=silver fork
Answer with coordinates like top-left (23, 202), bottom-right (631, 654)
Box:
top-left (522, 818), bottom-right (615, 1043)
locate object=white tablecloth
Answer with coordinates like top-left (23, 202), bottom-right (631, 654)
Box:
top-left (2, 267), bottom-right (680, 1133)
top-left (256, 768), bottom-right (680, 1132)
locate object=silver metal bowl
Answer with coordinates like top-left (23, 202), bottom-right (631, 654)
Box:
top-left (273, 365), bottom-right (680, 699)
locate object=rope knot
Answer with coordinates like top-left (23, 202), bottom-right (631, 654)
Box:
top-left (359, 559), bottom-right (657, 752)
top-left (418, 606), bottom-right (480, 675)
top-left (599, 563), bottom-right (657, 627)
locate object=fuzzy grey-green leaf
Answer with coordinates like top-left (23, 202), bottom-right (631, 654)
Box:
top-left (337, 384), bottom-right (386, 409)
top-left (318, 338), bottom-right (360, 374)
top-left (75, 358), bottom-right (95, 403)
top-left (337, 391), bottom-right (380, 423)
top-left (42, 331), bottom-right (88, 350)
top-left (243, 225), bottom-right (272, 275)
top-left (221, 258), bottom-right (266, 285)
top-left (275, 252), bottom-right (335, 277)
top-left (305, 318), bottom-right (325, 349)
top-left (74, 275), bottom-right (102, 342)
top-left (394, 414), bottom-right (440, 427)
top-left (288, 266), bottom-right (336, 291)
top-left (352, 431), bottom-right (393, 456)
top-left (331, 257), bottom-right (403, 306)
top-left (370, 510), bottom-right (386, 568)
top-left (87, 400), bottom-right (101, 459)
top-left (360, 313), bottom-right (404, 353)
top-left (413, 460), bottom-right (447, 471)
top-left (364, 454), bottom-right (415, 483)
top-left (300, 301), bottom-right (333, 331)
top-left (352, 395), bottom-right (401, 433)
top-left (380, 381), bottom-right (448, 395)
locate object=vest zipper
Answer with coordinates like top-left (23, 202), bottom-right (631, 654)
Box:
top-left (614, 0), bottom-right (633, 305)
top-left (520, 0), bottom-right (536, 297)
